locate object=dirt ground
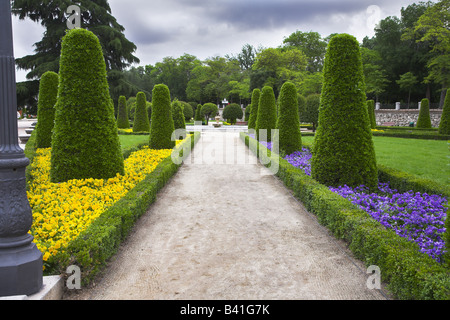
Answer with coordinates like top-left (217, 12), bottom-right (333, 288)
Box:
top-left (64, 132), bottom-right (388, 300)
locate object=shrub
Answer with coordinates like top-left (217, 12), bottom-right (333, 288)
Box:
top-left (201, 103), bottom-right (218, 124)
top-left (248, 88), bottom-right (261, 129)
top-left (417, 98), bottom-right (432, 129)
top-left (149, 84), bottom-right (175, 150)
top-left (311, 34), bottom-right (378, 190)
top-left (50, 28), bottom-right (124, 182)
top-left (438, 90), bottom-right (450, 135)
top-left (147, 102), bottom-right (152, 123)
top-left (195, 104), bottom-right (203, 121)
top-left (276, 82), bottom-right (302, 155)
top-left (222, 103), bottom-right (243, 124)
top-left (117, 96), bottom-right (130, 129)
top-left (255, 86), bottom-right (277, 142)
top-left (126, 96), bottom-right (136, 120)
top-left (35, 71), bottom-right (59, 148)
top-left (304, 94), bottom-right (320, 132)
top-left (366, 100), bottom-right (376, 129)
top-left (133, 92), bottom-right (150, 133)
top-left (245, 105), bottom-right (251, 121)
top-left (180, 101), bottom-right (193, 121)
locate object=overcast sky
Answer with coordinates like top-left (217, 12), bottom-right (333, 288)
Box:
top-left (12, 0), bottom-right (435, 82)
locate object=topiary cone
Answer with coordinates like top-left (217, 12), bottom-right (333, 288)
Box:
top-left (133, 92), bottom-right (150, 132)
top-left (248, 88), bottom-right (260, 130)
top-left (50, 28), bottom-right (124, 182)
top-left (311, 34), bottom-right (377, 190)
top-left (255, 86), bottom-right (277, 142)
top-left (117, 95), bottom-right (130, 129)
top-left (35, 71), bottom-right (59, 148)
top-left (417, 98), bottom-right (432, 129)
top-left (276, 81), bottom-right (302, 155)
top-left (149, 84), bottom-right (175, 149)
top-left (438, 90), bottom-right (449, 135)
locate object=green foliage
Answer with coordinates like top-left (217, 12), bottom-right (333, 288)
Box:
top-left (201, 103), bottom-right (218, 124)
top-left (438, 90), bottom-right (450, 135)
top-left (35, 71), bottom-right (58, 148)
top-left (248, 88), bottom-right (261, 129)
top-left (366, 100), bottom-right (377, 129)
top-left (195, 104), bottom-right (203, 121)
top-left (245, 104), bottom-right (251, 121)
top-left (149, 84), bottom-right (175, 149)
top-left (180, 101), bottom-right (194, 121)
top-left (222, 103), bottom-right (243, 124)
top-left (304, 94), bottom-right (320, 132)
top-left (276, 82), bottom-right (302, 155)
top-left (255, 86), bottom-right (277, 142)
top-left (133, 92), bottom-right (150, 132)
top-left (297, 94), bottom-right (306, 122)
top-left (311, 34), bottom-right (378, 190)
top-left (50, 29), bottom-right (124, 183)
top-left (416, 98), bottom-right (432, 128)
top-left (172, 99), bottom-right (186, 130)
top-left (116, 96), bottom-right (130, 129)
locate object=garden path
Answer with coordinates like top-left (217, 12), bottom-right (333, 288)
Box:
top-left (65, 131), bottom-right (387, 300)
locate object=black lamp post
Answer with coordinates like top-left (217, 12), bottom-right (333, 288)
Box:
top-left (0, 0), bottom-right (43, 296)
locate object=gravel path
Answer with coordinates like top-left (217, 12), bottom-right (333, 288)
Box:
top-left (65, 132), bottom-right (387, 300)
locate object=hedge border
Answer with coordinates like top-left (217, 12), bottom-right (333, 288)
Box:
top-left (46, 132), bottom-right (200, 285)
top-left (240, 132), bottom-right (449, 300)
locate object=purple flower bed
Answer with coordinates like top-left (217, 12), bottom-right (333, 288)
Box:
top-left (248, 134), bottom-right (448, 262)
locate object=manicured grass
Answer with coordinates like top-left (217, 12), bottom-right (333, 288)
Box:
top-left (301, 135), bottom-right (449, 186)
top-left (119, 134), bottom-right (149, 151)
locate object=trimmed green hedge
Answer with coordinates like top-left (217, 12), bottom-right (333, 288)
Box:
top-left (417, 98), bottom-right (432, 129)
top-left (248, 88), bottom-right (261, 130)
top-left (35, 71), bottom-right (59, 148)
top-left (240, 132), bottom-right (450, 300)
top-left (55, 132), bottom-right (201, 285)
top-left (117, 96), bottom-right (130, 129)
top-left (439, 90), bottom-right (450, 135)
top-left (149, 84), bottom-right (175, 150)
top-left (133, 92), bottom-right (151, 133)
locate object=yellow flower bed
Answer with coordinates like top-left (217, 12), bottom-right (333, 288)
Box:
top-left (27, 146), bottom-right (173, 266)
top-left (371, 129), bottom-right (384, 133)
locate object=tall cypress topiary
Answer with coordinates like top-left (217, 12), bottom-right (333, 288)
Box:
top-left (133, 92), bottom-right (150, 132)
top-left (366, 100), bottom-right (376, 129)
top-left (117, 95), bottom-right (129, 129)
top-left (50, 29), bottom-right (124, 182)
top-left (276, 82), bottom-right (302, 155)
top-left (195, 104), bottom-right (203, 122)
top-left (172, 99), bottom-right (186, 130)
top-left (417, 98), bottom-right (432, 128)
top-left (149, 84), bottom-right (175, 149)
top-left (311, 34), bottom-right (377, 190)
top-left (255, 86), bottom-right (277, 142)
top-left (248, 88), bottom-right (261, 129)
top-left (35, 71), bottom-right (59, 148)
top-left (439, 90), bottom-right (450, 135)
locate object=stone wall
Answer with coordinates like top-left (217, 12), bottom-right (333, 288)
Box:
top-left (375, 109), bottom-right (442, 127)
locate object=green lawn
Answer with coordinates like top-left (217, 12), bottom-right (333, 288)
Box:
top-left (119, 134), bottom-right (149, 150)
top-left (302, 135), bottom-right (449, 186)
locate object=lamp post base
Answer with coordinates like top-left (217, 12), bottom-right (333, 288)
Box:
top-left (0, 235), bottom-right (43, 297)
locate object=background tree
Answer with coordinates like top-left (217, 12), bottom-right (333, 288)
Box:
top-left (133, 92), bottom-right (150, 132)
top-left (417, 98), bottom-right (432, 128)
top-left (248, 88), bottom-right (261, 129)
top-left (200, 103), bottom-right (218, 124)
top-left (149, 84), bottom-right (175, 149)
top-left (255, 86), bottom-right (277, 142)
top-left (172, 100), bottom-right (186, 131)
top-left (276, 82), bottom-right (302, 155)
top-left (180, 101), bottom-right (194, 122)
top-left (311, 34), bottom-right (378, 190)
top-left (297, 94), bottom-right (306, 122)
top-left (396, 72), bottom-right (418, 108)
top-left (35, 71), bottom-right (58, 148)
top-left (117, 96), bottom-right (130, 129)
top-left (12, 0), bottom-right (139, 113)
top-left (50, 29), bottom-right (124, 182)
top-left (222, 103), bottom-right (243, 124)
top-left (195, 104), bottom-right (203, 122)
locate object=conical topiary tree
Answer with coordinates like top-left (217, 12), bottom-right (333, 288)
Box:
top-left (50, 28), bottom-right (124, 182)
top-left (35, 71), bottom-right (59, 148)
top-left (248, 88), bottom-right (261, 130)
top-left (117, 95), bottom-right (129, 129)
top-left (276, 82), bottom-right (302, 155)
top-left (133, 92), bottom-right (150, 132)
top-left (366, 100), bottom-right (376, 129)
top-left (439, 90), bottom-right (450, 135)
top-left (195, 104), bottom-right (203, 122)
top-left (417, 98), bottom-right (432, 128)
top-left (149, 84), bottom-right (175, 149)
top-left (172, 99), bottom-right (186, 139)
top-left (255, 86), bottom-right (277, 142)
top-left (311, 34), bottom-right (377, 190)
